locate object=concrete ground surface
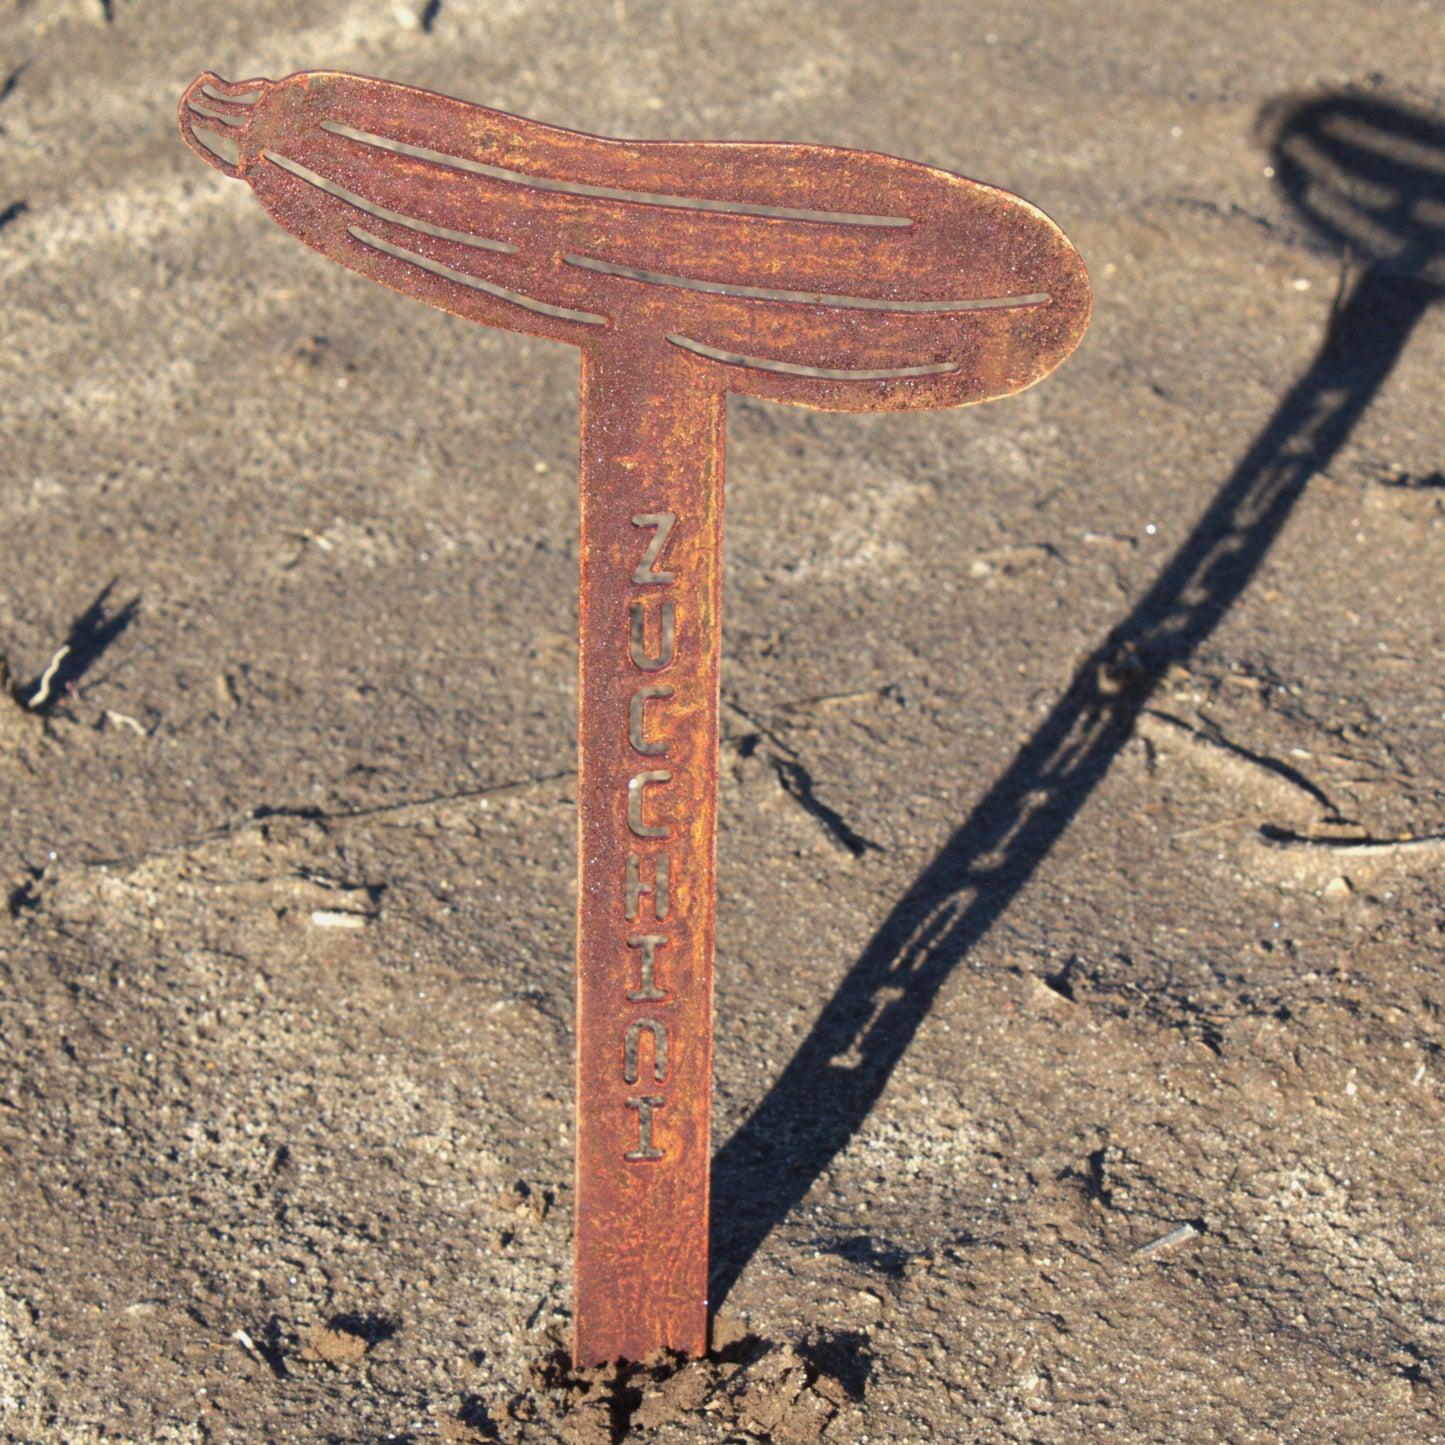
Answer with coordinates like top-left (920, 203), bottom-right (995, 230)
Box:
top-left (2, 0), bottom-right (1445, 1440)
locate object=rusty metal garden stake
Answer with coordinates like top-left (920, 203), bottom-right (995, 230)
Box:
top-left (178, 69), bottom-right (1091, 1365)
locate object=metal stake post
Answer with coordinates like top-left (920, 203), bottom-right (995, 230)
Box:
top-left (575, 338), bottom-right (726, 1359)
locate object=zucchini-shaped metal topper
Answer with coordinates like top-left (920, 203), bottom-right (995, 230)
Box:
top-left (179, 69), bottom-right (1091, 1367)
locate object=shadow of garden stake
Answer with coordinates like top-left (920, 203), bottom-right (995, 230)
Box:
top-left (709, 89), bottom-right (1445, 1304)
top-left (178, 69), bottom-right (1089, 1364)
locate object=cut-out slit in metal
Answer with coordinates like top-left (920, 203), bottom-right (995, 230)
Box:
top-left (631, 513), bottom-right (677, 585)
top-left (627, 771), bottom-right (673, 839)
top-left (265, 151), bottom-right (517, 253)
top-left (624, 1096), bottom-right (665, 1162)
top-left (187, 100), bottom-right (246, 127)
top-left (191, 128), bottom-right (240, 170)
top-left (566, 253), bottom-right (1049, 314)
top-left (626, 854), bottom-right (669, 922)
top-left (201, 84), bottom-right (262, 105)
top-left (626, 935), bottom-right (669, 1001)
top-left (623, 1018), bottom-right (669, 1084)
top-left (666, 333), bottom-right (958, 380)
top-left (629, 685), bottom-right (674, 756)
top-left (320, 120), bottom-right (912, 228)
top-left (629, 600), bottom-right (676, 671)
top-left (347, 227), bottom-right (605, 324)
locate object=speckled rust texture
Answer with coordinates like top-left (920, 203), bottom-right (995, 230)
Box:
top-left (573, 340), bottom-right (723, 1362)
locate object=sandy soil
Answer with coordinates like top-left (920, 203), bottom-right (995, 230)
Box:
top-left (3, 1), bottom-right (1445, 1440)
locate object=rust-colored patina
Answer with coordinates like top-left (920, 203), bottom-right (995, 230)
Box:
top-left (178, 69), bottom-right (1091, 1366)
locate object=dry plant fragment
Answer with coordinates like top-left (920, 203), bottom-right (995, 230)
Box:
top-left (25, 646), bottom-right (70, 710)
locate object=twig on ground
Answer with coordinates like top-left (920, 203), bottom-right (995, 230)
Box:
top-left (26, 646), bottom-right (70, 710)
top-left (310, 909), bottom-right (371, 929)
top-left (1256, 829), bottom-right (1445, 857)
top-left (103, 709), bottom-right (148, 735)
top-left (1134, 1222), bottom-right (1200, 1257)
top-left (1137, 709), bottom-right (1336, 815)
top-left (232, 1329), bottom-right (263, 1362)
top-left (1171, 812), bottom-right (1266, 841)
